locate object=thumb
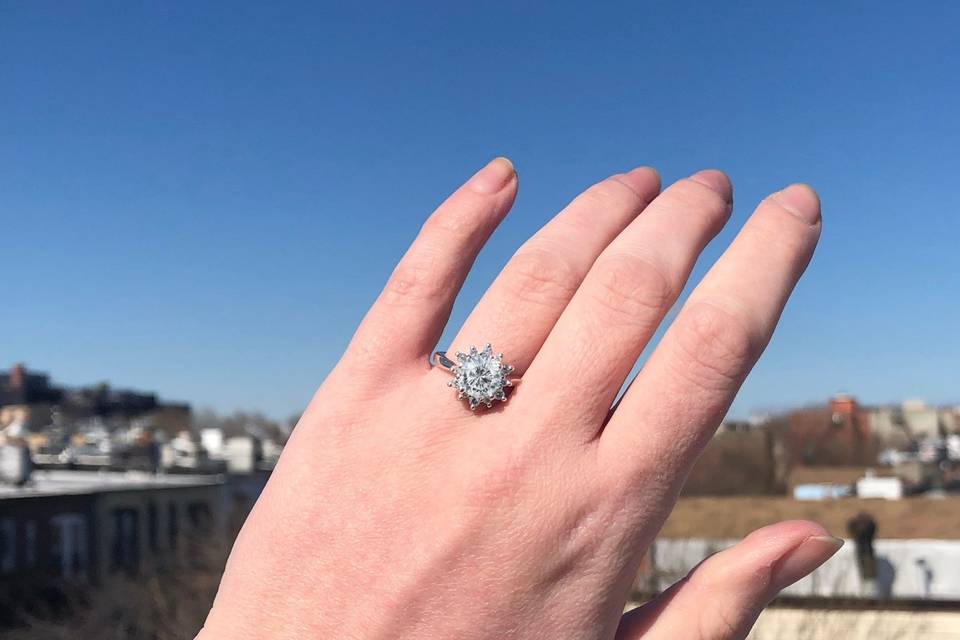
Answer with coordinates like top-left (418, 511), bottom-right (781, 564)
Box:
top-left (616, 520), bottom-right (843, 640)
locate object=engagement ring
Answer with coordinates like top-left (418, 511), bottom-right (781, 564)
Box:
top-left (434, 344), bottom-right (515, 410)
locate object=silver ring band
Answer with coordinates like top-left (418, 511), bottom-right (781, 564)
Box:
top-left (432, 351), bottom-right (457, 371)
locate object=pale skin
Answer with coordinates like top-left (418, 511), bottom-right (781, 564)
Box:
top-left (199, 159), bottom-right (841, 640)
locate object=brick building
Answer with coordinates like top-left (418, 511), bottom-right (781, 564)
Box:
top-left (0, 363), bottom-right (191, 436)
top-left (0, 363), bottom-right (63, 431)
top-left (771, 394), bottom-right (878, 467)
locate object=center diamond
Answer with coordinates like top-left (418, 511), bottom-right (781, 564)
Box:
top-left (448, 344), bottom-right (514, 410)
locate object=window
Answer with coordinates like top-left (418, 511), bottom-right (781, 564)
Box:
top-left (148, 502), bottom-right (159, 552)
top-left (186, 501), bottom-right (214, 568)
top-left (168, 502), bottom-right (179, 550)
top-left (24, 521), bottom-right (37, 568)
top-left (50, 514), bottom-right (88, 580)
top-left (0, 518), bottom-right (15, 575)
top-left (187, 502), bottom-right (212, 533)
top-left (111, 508), bottom-right (139, 573)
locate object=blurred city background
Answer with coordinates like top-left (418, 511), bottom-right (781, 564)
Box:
top-left (2, 2), bottom-right (958, 639)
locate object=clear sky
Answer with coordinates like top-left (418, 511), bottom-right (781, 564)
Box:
top-left (2, 2), bottom-right (958, 420)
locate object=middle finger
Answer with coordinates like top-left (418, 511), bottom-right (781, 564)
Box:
top-left (517, 170), bottom-right (733, 434)
top-left (443, 167), bottom-right (661, 380)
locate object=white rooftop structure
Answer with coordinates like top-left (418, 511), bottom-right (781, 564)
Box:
top-left (652, 537), bottom-right (960, 601)
top-left (856, 473), bottom-right (904, 500)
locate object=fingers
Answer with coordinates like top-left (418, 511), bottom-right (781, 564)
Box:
top-left (446, 167), bottom-right (661, 377)
top-left (616, 521), bottom-right (843, 640)
top-left (517, 171), bottom-right (732, 430)
top-left (602, 184), bottom-right (821, 484)
top-left (344, 158), bottom-right (517, 374)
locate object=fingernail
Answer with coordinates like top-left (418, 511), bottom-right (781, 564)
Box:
top-left (612, 166), bottom-right (660, 199)
top-left (771, 535), bottom-right (843, 589)
top-left (467, 157), bottom-right (515, 194)
top-left (688, 169), bottom-right (733, 204)
top-left (771, 184), bottom-right (821, 224)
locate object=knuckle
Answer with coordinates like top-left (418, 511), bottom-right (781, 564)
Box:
top-left (576, 178), bottom-right (640, 211)
top-left (666, 178), bottom-right (731, 223)
top-left (422, 186), bottom-right (507, 239)
top-left (588, 253), bottom-right (673, 325)
top-left (381, 257), bottom-right (449, 306)
top-left (421, 205), bottom-right (476, 237)
top-left (696, 604), bottom-right (744, 640)
top-left (752, 209), bottom-right (816, 254)
top-left (670, 301), bottom-right (759, 391)
top-left (501, 246), bottom-right (581, 307)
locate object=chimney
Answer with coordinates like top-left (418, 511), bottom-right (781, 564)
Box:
top-left (830, 393), bottom-right (857, 416)
top-left (9, 363), bottom-right (25, 389)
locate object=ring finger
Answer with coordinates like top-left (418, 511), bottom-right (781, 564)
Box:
top-left (442, 167), bottom-right (661, 382)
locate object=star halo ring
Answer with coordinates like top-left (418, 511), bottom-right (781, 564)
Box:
top-left (433, 344), bottom-right (516, 410)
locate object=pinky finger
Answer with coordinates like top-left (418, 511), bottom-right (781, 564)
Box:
top-left (615, 521), bottom-right (843, 640)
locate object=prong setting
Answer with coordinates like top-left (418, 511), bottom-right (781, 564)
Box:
top-left (446, 344), bottom-right (514, 411)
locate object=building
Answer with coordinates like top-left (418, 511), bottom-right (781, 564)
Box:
top-left (0, 363), bottom-right (192, 436)
top-left (771, 394), bottom-right (878, 467)
top-left (142, 403), bottom-right (192, 438)
top-left (770, 395), bottom-right (960, 470)
top-left (0, 363), bottom-right (63, 431)
top-left (869, 400), bottom-right (959, 443)
top-left (682, 427), bottom-right (788, 495)
top-left (0, 470), bottom-right (267, 582)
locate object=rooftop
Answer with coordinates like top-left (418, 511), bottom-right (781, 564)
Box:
top-left (661, 496), bottom-right (960, 540)
top-left (787, 465), bottom-right (895, 490)
top-left (0, 469), bottom-right (222, 499)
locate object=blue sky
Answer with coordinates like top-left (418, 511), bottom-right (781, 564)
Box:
top-left (2, 2), bottom-right (957, 419)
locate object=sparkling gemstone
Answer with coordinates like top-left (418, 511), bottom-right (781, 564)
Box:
top-left (449, 344), bottom-right (513, 410)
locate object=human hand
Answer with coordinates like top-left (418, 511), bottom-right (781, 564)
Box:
top-left (199, 158), bottom-right (839, 640)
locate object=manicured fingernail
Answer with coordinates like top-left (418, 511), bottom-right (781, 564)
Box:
top-left (467, 157), bottom-right (515, 194)
top-left (771, 535), bottom-right (843, 589)
top-left (772, 183), bottom-right (821, 224)
top-left (688, 169), bottom-right (732, 204)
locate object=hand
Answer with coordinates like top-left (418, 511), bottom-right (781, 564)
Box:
top-left (199, 158), bottom-right (839, 640)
